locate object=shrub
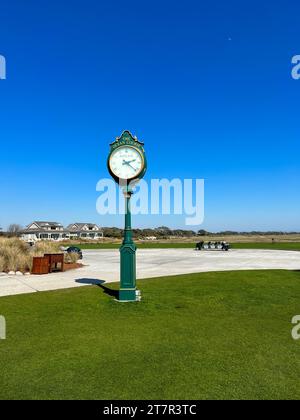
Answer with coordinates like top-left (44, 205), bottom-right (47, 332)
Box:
top-left (4, 248), bottom-right (21, 272)
top-left (0, 238), bottom-right (28, 272)
top-left (33, 242), bottom-right (61, 257)
top-left (0, 238), bottom-right (63, 273)
top-left (0, 255), bottom-right (6, 272)
top-left (17, 254), bottom-right (32, 273)
top-left (64, 252), bottom-right (79, 264)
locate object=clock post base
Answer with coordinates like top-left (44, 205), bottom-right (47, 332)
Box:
top-left (119, 243), bottom-right (137, 302)
top-left (118, 289), bottom-right (137, 302)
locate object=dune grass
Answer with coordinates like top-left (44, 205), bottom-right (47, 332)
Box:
top-left (0, 270), bottom-right (300, 400)
top-left (0, 238), bottom-right (33, 273)
top-left (0, 238), bottom-right (78, 273)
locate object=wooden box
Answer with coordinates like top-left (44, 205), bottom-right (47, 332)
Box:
top-left (31, 256), bottom-right (50, 275)
top-left (44, 253), bottom-right (65, 273)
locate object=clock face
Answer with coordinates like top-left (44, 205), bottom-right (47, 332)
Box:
top-left (109, 146), bottom-right (144, 180)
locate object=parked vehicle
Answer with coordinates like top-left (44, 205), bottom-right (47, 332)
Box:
top-left (195, 241), bottom-right (230, 251)
top-left (65, 246), bottom-right (83, 260)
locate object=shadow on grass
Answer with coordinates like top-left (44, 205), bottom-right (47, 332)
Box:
top-left (75, 278), bottom-right (119, 299)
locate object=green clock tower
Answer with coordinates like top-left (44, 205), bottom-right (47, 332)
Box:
top-left (107, 130), bottom-right (147, 302)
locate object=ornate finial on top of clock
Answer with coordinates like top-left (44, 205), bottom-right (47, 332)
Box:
top-left (110, 130), bottom-right (144, 146)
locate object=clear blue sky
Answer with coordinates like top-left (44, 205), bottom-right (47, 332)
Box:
top-left (0, 0), bottom-right (299, 231)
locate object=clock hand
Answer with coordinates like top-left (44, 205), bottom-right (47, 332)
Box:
top-left (122, 160), bottom-right (138, 172)
top-left (124, 161), bottom-right (137, 171)
top-left (123, 159), bottom-right (136, 165)
top-left (128, 163), bottom-right (137, 171)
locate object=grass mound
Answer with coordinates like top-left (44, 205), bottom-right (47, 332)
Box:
top-left (0, 270), bottom-right (300, 400)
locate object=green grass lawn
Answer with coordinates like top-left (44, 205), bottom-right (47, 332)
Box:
top-left (77, 242), bottom-right (300, 251)
top-left (1, 270), bottom-right (300, 400)
top-left (232, 242), bottom-right (300, 251)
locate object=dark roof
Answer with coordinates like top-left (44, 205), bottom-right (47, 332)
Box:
top-left (66, 223), bottom-right (102, 231)
top-left (21, 221), bottom-right (102, 234)
top-left (34, 221), bottom-right (63, 226)
top-left (23, 221), bottom-right (64, 231)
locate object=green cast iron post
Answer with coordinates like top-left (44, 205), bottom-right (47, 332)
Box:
top-left (123, 187), bottom-right (133, 244)
top-left (107, 130), bottom-right (147, 302)
top-left (119, 186), bottom-right (137, 301)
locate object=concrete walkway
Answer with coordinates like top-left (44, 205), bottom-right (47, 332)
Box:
top-left (0, 249), bottom-right (299, 298)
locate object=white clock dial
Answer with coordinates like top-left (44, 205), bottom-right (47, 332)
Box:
top-left (109, 146), bottom-right (144, 180)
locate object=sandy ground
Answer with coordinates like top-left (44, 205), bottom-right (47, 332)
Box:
top-left (0, 248), bottom-right (299, 298)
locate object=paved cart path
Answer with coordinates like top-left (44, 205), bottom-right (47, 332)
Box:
top-left (0, 249), bottom-right (299, 297)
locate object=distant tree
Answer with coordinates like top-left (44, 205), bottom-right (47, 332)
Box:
top-left (8, 224), bottom-right (23, 235)
top-left (217, 231), bottom-right (239, 236)
top-left (184, 230), bottom-right (196, 237)
top-left (198, 229), bottom-right (209, 236)
top-left (141, 229), bottom-right (156, 237)
top-left (155, 226), bottom-right (169, 232)
top-left (155, 226), bottom-right (172, 237)
top-left (102, 227), bottom-right (123, 239)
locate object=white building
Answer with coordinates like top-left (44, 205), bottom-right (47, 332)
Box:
top-left (21, 221), bottom-right (103, 242)
top-left (66, 223), bottom-right (104, 240)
